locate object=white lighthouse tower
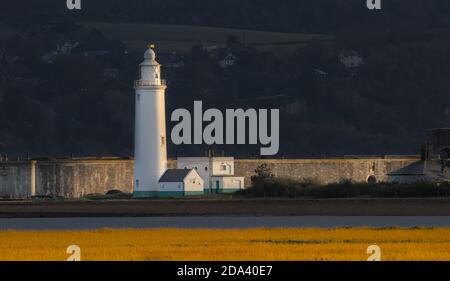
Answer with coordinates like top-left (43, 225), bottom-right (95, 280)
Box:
top-left (133, 45), bottom-right (167, 197)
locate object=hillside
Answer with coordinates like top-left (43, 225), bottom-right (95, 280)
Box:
top-left (82, 22), bottom-right (330, 58)
top-left (2, 1), bottom-right (450, 158)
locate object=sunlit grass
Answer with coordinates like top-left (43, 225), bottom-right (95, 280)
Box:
top-left (0, 227), bottom-right (449, 261)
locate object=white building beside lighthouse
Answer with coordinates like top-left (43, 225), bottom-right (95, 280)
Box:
top-left (133, 46), bottom-right (168, 197)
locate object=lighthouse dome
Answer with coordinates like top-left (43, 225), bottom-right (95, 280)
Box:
top-left (144, 48), bottom-right (156, 61)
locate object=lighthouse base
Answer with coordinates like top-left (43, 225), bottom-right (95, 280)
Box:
top-left (133, 191), bottom-right (159, 198)
top-left (133, 191), bottom-right (204, 198)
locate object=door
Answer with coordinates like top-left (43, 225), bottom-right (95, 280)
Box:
top-left (215, 180), bottom-right (220, 194)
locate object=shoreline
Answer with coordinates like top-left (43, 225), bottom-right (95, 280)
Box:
top-left (1, 216), bottom-right (450, 230)
top-left (1, 198), bottom-right (450, 218)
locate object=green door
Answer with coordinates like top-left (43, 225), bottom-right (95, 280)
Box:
top-left (215, 180), bottom-right (220, 194)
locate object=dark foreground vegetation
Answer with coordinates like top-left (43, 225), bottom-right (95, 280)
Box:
top-left (235, 163), bottom-right (450, 198)
top-left (236, 178), bottom-right (450, 198)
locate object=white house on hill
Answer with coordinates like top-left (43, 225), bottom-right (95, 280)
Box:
top-left (339, 50), bottom-right (364, 69)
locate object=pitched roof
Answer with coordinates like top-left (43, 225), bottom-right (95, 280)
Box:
top-left (159, 169), bottom-right (192, 182)
top-left (388, 160), bottom-right (450, 181)
top-left (388, 161), bottom-right (427, 176)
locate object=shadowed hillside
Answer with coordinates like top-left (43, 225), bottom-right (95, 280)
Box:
top-left (82, 22), bottom-right (330, 59)
top-left (0, 1), bottom-right (450, 158)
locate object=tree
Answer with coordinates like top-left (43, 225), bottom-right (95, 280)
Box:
top-left (251, 163), bottom-right (274, 186)
top-left (226, 34), bottom-right (239, 47)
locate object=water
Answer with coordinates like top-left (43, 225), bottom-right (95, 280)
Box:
top-left (0, 216), bottom-right (449, 230)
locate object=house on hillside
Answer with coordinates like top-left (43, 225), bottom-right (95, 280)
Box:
top-left (40, 41), bottom-right (80, 64)
top-left (207, 46), bottom-right (238, 69)
top-left (0, 49), bottom-right (23, 64)
top-left (203, 45), bottom-right (220, 53)
top-left (314, 68), bottom-right (328, 80)
top-left (161, 52), bottom-right (186, 70)
top-left (339, 50), bottom-right (364, 69)
top-left (219, 52), bottom-right (237, 69)
top-left (101, 68), bottom-right (119, 80)
top-left (57, 41), bottom-right (80, 55)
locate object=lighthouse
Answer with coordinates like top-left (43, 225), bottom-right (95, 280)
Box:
top-left (133, 45), bottom-right (168, 197)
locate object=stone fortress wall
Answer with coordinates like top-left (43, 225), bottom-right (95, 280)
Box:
top-left (0, 158), bottom-right (135, 199)
top-left (0, 156), bottom-right (419, 198)
top-left (233, 157), bottom-right (419, 187)
top-left (35, 159), bottom-right (135, 198)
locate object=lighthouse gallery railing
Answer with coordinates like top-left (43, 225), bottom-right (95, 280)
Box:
top-left (135, 79), bottom-right (167, 87)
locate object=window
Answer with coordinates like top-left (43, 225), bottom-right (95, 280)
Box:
top-left (161, 136), bottom-right (165, 146)
top-left (220, 164), bottom-right (227, 171)
top-left (135, 179), bottom-right (139, 188)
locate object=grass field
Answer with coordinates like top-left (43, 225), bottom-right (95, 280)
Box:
top-left (82, 22), bottom-right (330, 58)
top-left (0, 227), bottom-right (449, 261)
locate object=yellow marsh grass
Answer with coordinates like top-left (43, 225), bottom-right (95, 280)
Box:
top-left (0, 228), bottom-right (450, 261)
